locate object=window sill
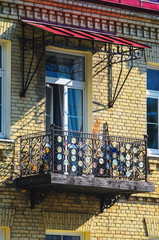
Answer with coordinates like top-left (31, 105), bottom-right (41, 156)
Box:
top-left (147, 148), bottom-right (159, 158)
top-left (0, 139), bottom-right (16, 143)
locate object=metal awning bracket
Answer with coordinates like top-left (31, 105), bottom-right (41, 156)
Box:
top-left (20, 23), bottom-right (45, 97)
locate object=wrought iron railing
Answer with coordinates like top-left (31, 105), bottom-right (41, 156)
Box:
top-left (20, 126), bottom-right (148, 181)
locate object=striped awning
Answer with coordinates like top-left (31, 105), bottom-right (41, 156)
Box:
top-left (21, 18), bottom-right (149, 49)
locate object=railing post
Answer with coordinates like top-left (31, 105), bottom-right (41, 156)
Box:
top-left (51, 124), bottom-right (55, 173)
top-left (144, 134), bottom-right (148, 182)
top-left (20, 136), bottom-right (23, 177)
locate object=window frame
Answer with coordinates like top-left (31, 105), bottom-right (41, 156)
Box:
top-left (0, 43), bottom-right (5, 138)
top-left (46, 230), bottom-right (84, 240)
top-left (0, 227), bottom-right (10, 240)
top-left (45, 49), bottom-right (87, 132)
top-left (147, 64), bottom-right (159, 156)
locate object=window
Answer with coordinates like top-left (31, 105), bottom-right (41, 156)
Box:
top-left (46, 231), bottom-right (84, 240)
top-left (147, 66), bottom-right (159, 154)
top-left (0, 41), bottom-right (11, 140)
top-left (0, 44), bottom-right (5, 138)
top-left (45, 51), bottom-right (86, 132)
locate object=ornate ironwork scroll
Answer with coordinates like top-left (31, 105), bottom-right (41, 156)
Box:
top-left (20, 127), bottom-right (147, 181)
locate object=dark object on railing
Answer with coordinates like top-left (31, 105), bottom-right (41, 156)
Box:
top-left (20, 126), bottom-right (147, 181)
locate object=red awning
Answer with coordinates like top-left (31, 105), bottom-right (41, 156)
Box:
top-left (21, 18), bottom-right (149, 49)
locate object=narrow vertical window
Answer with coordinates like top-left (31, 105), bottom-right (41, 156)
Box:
top-left (0, 76), bottom-right (2, 133)
top-left (147, 67), bottom-right (159, 152)
top-left (0, 44), bottom-right (4, 138)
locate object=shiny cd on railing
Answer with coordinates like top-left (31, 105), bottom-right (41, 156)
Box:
top-left (113, 159), bottom-right (118, 166)
top-left (57, 146), bottom-right (62, 153)
top-left (120, 146), bottom-right (125, 153)
top-left (99, 158), bottom-right (104, 164)
top-left (78, 160), bottom-right (83, 167)
top-left (139, 162), bottom-right (144, 168)
top-left (57, 154), bottom-right (62, 160)
top-left (120, 164), bottom-right (123, 171)
top-left (93, 162), bottom-right (97, 168)
top-left (106, 163), bottom-right (110, 169)
top-left (133, 157), bottom-right (138, 163)
top-left (71, 138), bottom-right (76, 144)
top-left (106, 145), bottom-right (110, 151)
top-left (99, 151), bottom-right (104, 157)
top-left (64, 140), bottom-right (69, 146)
top-left (78, 142), bottom-right (83, 148)
top-left (57, 136), bottom-right (62, 143)
top-left (64, 160), bottom-right (69, 165)
top-left (126, 143), bottom-right (131, 150)
top-left (133, 147), bottom-right (138, 154)
top-left (33, 165), bottom-right (37, 171)
top-left (71, 165), bottom-right (76, 172)
top-left (57, 164), bottom-right (62, 171)
top-left (126, 161), bottom-right (130, 167)
top-left (45, 147), bottom-right (50, 154)
top-left (126, 170), bottom-right (131, 177)
top-left (78, 151), bottom-right (83, 157)
top-left (120, 155), bottom-right (125, 161)
top-left (71, 156), bottom-right (76, 161)
top-left (126, 154), bottom-right (131, 160)
top-left (71, 149), bottom-right (76, 155)
top-left (99, 168), bottom-right (104, 175)
top-left (85, 157), bottom-right (91, 163)
top-left (106, 154), bottom-right (110, 160)
top-left (64, 149), bottom-right (69, 156)
top-left (113, 153), bottom-right (117, 158)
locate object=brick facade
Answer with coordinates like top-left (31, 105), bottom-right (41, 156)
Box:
top-left (0, 0), bottom-right (159, 239)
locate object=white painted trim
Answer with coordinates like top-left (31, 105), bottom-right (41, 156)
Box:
top-left (46, 230), bottom-right (84, 240)
top-left (0, 139), bottom-right (16, 143)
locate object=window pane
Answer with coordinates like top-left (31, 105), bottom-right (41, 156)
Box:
top-left (68, 89), bottom-right (83, 131)
top-left (147, 69), bottom-right (159, 91)
top-left (46, 52), bottom-right (85, 81)
top-left (63, 236), bottom-right (80, 240)
top-left (147, 123), bottom-right (158, 149)
top-left (46, 235), bottom-right (61, 240)
top-left (0, 46), bottom-right (2, 69)
top-left (147, 98), bottom-right (158, 123)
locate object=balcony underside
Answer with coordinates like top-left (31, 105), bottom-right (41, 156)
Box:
top-left (15, 173), bottom-right (155, 194)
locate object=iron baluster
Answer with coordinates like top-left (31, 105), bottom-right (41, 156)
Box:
top-left (51, 124), bottom-right (55, 173)
top-left (144, 135), bottom-right (148, 181)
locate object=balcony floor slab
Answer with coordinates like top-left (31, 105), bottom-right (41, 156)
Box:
top-left (15, 173), bottom-right (155, 195)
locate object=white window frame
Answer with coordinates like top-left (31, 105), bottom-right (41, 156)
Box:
top-left (0, 228), bottom-right (5, 240)
top-left (46, 230), bottom-right (84, 240)
top-left (147, 64), bottom-right (159, 157)
top-left (0, 44), bottom-right (5, 138)
top-left (45, 50), bottom-right (87, 132)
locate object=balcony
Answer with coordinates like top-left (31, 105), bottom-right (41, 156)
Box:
top-left (15, 126), bottom-right (154, 209)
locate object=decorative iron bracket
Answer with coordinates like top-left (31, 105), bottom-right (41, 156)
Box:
top-left (20, 23), bottom-right (45, 97)
top-left (93, 47), bottom-right (145, 112)
top-left (100, 193), bottom-right (131, 212)
top-left (30, 190), bottom-right (49, 209)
